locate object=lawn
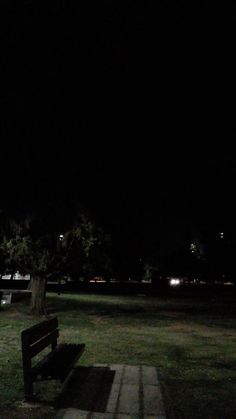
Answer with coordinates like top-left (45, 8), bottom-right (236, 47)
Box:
top-left (1, 291), bottom-right (236, 418)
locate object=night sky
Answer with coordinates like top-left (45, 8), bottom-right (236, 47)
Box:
top-left (1, 2), bottom-right (235, 258)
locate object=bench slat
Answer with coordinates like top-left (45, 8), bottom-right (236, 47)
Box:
top-left (30, 329), bottom-right (59, 357)
top-left (58, 344), bottom-right (85, 382)
top-left (21, 317), bottom-right (58, 344)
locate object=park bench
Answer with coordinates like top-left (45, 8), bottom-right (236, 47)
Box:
top-left (21, 316), bottom-right (85, 400)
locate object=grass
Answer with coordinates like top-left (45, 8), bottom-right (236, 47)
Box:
top-left (1, 291), bottom-right (236, 418)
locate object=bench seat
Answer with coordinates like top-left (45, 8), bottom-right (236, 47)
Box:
top-left (32, 343), bottom-right (85, 382)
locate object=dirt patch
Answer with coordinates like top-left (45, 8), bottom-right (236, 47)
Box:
top-left (159, 310), bottom-right (182, 318)
top-left (89, 315), bottom-right (106, 325)
top-left (170, 322), bottom-right (196, 333)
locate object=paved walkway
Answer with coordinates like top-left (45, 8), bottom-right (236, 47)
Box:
top-left (56, 364), bottom-right (166, 419)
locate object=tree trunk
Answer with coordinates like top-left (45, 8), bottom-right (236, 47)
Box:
top-left (27, 276), bottom-right (32, 290)
top-left (30, 276), bottom-right (47, 315)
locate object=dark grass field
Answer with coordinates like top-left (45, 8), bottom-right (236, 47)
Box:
top-left (1, 291), bottom-right (236, 418)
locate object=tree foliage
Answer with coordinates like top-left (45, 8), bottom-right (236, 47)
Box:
top-left (0, 209), bottom-right (103, 314)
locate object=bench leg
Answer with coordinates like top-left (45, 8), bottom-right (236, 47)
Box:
top-left (23, 374), bottom-right (34, 401)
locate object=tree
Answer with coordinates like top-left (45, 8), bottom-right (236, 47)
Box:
top-left (1, 211), bottom-right (99, 315)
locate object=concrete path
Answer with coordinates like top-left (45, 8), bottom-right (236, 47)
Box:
top-left (56, 364), bottom-right (166, 419)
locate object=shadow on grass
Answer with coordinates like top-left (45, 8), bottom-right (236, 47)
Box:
top-left (47, 295), bottom-right (146, 316)
top-left (54, 366), bottom-right (115, 412)
top-left (213, 360), bottom-right (236, 370)
top-left (165, 345), bottom-right (189, 362)
top-left (47, 293), bottom-right (236, 320)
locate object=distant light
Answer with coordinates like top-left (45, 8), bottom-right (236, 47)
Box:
top-left (169, 278), bottom-right (180, 286)
top-left (59, 234), bottom-right (64, 241)
top-left (190, 243), bottom-right (196, 253)
top-left (2, 301), bottom-right (6, 305)
top-left (219, 232), bottom-right (224, 239)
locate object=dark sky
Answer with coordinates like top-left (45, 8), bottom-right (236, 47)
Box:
top-left (1, 1), bottom-right (235, 255)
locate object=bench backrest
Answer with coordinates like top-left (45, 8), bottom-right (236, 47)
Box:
top-left (21, 317), bottom-right (59, 359)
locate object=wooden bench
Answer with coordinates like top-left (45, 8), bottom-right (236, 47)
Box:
top-left (21, 316), bottom-right (85, 400)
